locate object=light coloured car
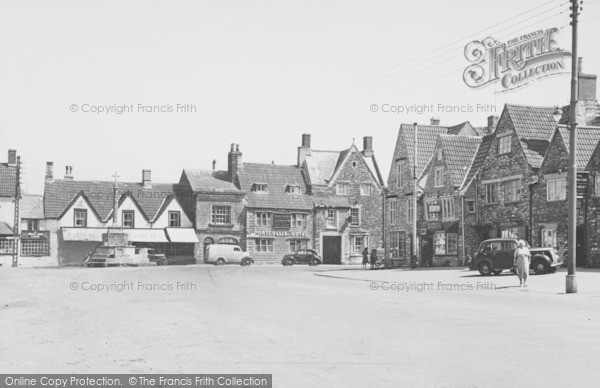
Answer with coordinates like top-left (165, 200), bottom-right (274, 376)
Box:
top-left (205, 244), bottom-right (253, 266)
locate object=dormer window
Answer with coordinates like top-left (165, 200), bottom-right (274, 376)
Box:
top-left (287, 185), bottom-right (301, 194)
top-left (253, 183), bottom-right (268, 193)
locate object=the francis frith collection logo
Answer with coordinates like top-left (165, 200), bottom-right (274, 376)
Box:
top-left (463, 27), bottom-right (571, 91)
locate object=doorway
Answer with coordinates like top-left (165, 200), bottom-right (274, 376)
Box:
top-left (323, 236), bottom-right (342, 264)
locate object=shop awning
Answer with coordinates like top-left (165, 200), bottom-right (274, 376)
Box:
top-left (62, 228), bottom-right (107, 241)
top-left (166, 228), bottom-right (199, 243)
top-left (125, 229), bottom-right (169, 243)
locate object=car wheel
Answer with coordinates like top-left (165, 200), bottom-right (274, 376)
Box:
top-left (216, 258), bottom-right (225, 266)
top-left (478, 262), bottom-right (492, 276)
top-left (493, 269), bottom-right (502, 276)
top-left (241, 258), bottom-right (252, 266)
top-left (159, 258), bottom-right (168, 266)
top-left (533, 260), bottom-right (549, 275)
top-left (311, 258), bottom-right (319, 266)
top-left (547, 267), bottom-right (558, 274)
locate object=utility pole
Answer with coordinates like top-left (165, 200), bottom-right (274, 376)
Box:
top-left (112, 172), bottom-right (120, 228)
top-left (12, 156), bottom-right (21, 267)
top-left (413, 123), bottom-right (419, 267)
top-left (566, 0), bottom-right (581, 294)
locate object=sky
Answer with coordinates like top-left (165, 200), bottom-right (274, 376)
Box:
top-left (0, 0), bottom-right (599, 194)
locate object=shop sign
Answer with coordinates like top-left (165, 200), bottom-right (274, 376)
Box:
top-left (273, 213), bottom-right (291, 229)
top-left (428, 204), bottom-right (441, 213)
top-left (252, 230), bottom-right (308, 238)
top-left (577, 172), bottom-right (589, 197)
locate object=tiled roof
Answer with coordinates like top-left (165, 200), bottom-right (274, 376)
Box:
top-left (439, 135), bottom-right (482, 187)
top-left (0, 163), bottom-right (17, 197)
top-left (473, 127), bottom-right (491, 136)
top-left (313, 196), bottom-right (353, 208)
top-left (182, 169), bottom-right (240, 192)
top-left (557, 125), bottom-right (600, 170)
top-left (461, 133), bottom-right (495, 191)
top-left (20, 195), bottom-right (44, 219)
top-left (237, 163), bottom-right (313, 210)
top-left (44, 179), bottom-right (178, 220)
top-left (505, 104), bottom-right (557, 169)
top-left (401, 124), bottom-right (449, 178)
top-left (0, 222), bottom-right (13, 235)
top-left (446, 121), bottom-right (477, 136)
top-left (304, 150), bottom-right (341, 185)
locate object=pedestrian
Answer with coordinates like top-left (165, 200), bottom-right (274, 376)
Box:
top-left (362, 247), bottom-right (369, 269)
top-left (514, 240), bottom-right (531, 288)
top-left (370, 248), bottom-right (377, 270)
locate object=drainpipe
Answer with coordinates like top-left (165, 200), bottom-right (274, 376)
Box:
top-left (382, 187), bottom-right (388, 268)
top-left (461, 194), bottom-right (466, 266)
top-left (529, 181), bottom-right (537, 245)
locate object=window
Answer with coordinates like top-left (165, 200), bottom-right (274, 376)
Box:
top-left (287, 185), bottom-right (301, 194)
top-left (253, 184), bottom-right (268, 192)
top-left (446, 233), bottom-right (458, 255)
top-left (595, 174), bottom-right (600, 196)
top-left (336, 183), bottom-right (350, 195)
top-left (407, 199), bottom-right (414, 223)
top-left (466, 200), bottom-right (475, 213)
top-left (498, 135), bottom-right (511, 155)
top-left (256, 212), bottom-right (272, 226)
top-left (25, 219), bottom-right (39, 231)
top-left (437, 149), bottom-right (443, 161)
top-left (168, 211), bottom-right (181, 227)
top-left (547, 178), bottom-right (567, 201)
top-left (426, 202), bottom-right (440, 220)
top-left (326, 209), bottom-right (337, 228)
top-left (434, 167), bottom-right (444, 187)
top-left (389, 200), bottom-right (397, 224)
top-left (217, 237), bottom-right (238, 244)
top-left (504, 179), bottom-right (520, 202)
top-left (165, 243), bottom-right (194, 256)
top-left (289, 239), bottom-right (307, 252)
top-left (74, 209), bottom-right (87, 227)
top-left (255, 239), bottom-right (273, 252)
top-left (122, 210), bottom-right (134, 228)
top-left (0, 239), bottom-right (15, 254)
top-left (390, 231), bottom-right (405, 258)
top-left (441, 198), bottom-right (454, 219)
top-left (501, 227), bottom-right (519, 238)
top-left (360, 184), bottom-right (372, 196)
top-left (433, 231), bottom-right (446, 255)
top-left (291, 213), bottom-right (307, 227)
top-left (396, 162), bottom-right (404, 188)
top-left (350, 208), bottom-right (360, 226)
top-left (351, 235), bottom-right (367, 254)
top-left (21, 239), bottom-right (49, 256)
top-left (211, 205), bottom-right (231, 225)
top-left (484, 183), bottom-right (497, 204)
top-left (541, 229), bottom-right (557, 248)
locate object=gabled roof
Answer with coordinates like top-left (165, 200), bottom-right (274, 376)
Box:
top-left (438, 135), bottom-right (483, 187)
top-left (237, 163), bottom-right (313, 210)
top-left (556, 125), bottom-right (600, 171)
top-left (0, 222), bottom-right (13, 235)
top-left (181, 169), bottom-right (241, 193)
top-left (446, 121), bottom-right (477, 136)
top-left (504, 104), bottom-right (557, 169)
top-left (0, 163), bottom-right (17, 197)
top-left (20, 195), bottom-right (44, 219)
top-left (461, 133), bottom-right (495, 192)
top-left (44, 179), bottom-right (178, 220)
top-left (399, 124), bottom-right (449, 179)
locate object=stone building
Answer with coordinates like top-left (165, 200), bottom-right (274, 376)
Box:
top-left (532, 125), bottom-right (600, 265)
top-left (301, 134), bottom-right (385, 264)
top-left (585, 138), bottom-right (600, 267)
top-left (386, 118), bottom-right (493, 266)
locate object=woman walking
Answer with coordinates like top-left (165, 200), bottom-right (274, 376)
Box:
top-left (362, 247), bottom-right (369, 269)
top-left (514, 240), bottom-right (531, 287)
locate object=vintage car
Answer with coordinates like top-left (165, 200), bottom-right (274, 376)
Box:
top-left (205, 244), bottom-right (253, 266)
top-left (281, 249), bottom-right (322, 266)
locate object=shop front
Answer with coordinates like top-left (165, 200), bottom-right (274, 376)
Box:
top-left (421, 220), bottom-right (460, 267)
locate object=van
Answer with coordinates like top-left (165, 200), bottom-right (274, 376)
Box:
top-left (205, 244), bottom-right (253, 266)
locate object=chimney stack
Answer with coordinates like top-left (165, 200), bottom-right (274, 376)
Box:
top-left (45, 162), bottom-right (54, 181)
top-left (362, 136), bottom-right (373, 157)
top-left (228, 143), bottom-right (243, 182)
top-left (212, 160), bottom-right (217, 171)
top-left (487, 115), bottom-right (499, 133)
top-left (142, 169), bottom-right (152, 188)
top-left (430, 117), bottom-right (440, 126)
top-left (7, 149), bottom-right (16, 166)
top-left (297, 133), bottom-right (312, 167)
top-left (64, 166), bottom-right (73, 180)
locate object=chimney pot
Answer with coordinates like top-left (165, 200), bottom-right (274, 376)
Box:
top-left (578, 57), bottom-right (583, 74)
top-left (487, 115), bottom-right (499, 133)
top-left (212, 160), bottom-right (217, 171)
top-left (430, 117), bottom-right (440, 125)
top-left (142, 169), bottom-right (151, 187)
top-left (302, 134), bottom-right (311, 148)
top-left (362, 136), bottom-right (374, 157)
top-left (45, 161), bottom-right (54, 180)
top-left (64, 165), bottom-right (73, 180)
top-left (230, 143), bottom-right (236, 152)
top-left (7, 149), bottom-right (16, 166)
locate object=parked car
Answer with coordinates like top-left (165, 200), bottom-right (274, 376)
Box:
top-left (205, 244), bottom-right (253, 266)
top-left (147, 248), bottom-right (168, 266)
top-left (470, 238), bottom-right (563, 276)
top-left (281, 249), bottom-right (322, 266)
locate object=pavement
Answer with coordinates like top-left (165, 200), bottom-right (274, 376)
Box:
top-left (1, 264), bottom-right (600, 387)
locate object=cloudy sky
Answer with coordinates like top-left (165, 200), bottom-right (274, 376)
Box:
top-left (0, 0), bottom-right (599, 193)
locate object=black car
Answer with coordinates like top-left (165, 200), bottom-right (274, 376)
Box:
top-left (281, 249), bottom-right (322, 266)
top-left (470, 238), bottom-right (563, 276)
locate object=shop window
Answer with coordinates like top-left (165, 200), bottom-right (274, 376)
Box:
top-left (504, 179), bottom-right (520, 202)
top-left (498, 135), bottom-right (512, 155)
top-left (0, 239), bottom-right (15, 254)
top-left (547, 178), bottom-right (567, 201)
top-left (166, 243), bottom-right (194, 256)
top-left (501, 227), bottom-right (519, 238)
top-left (350, 208), bottom-right (360, 226)
top-left (446, 233), bottom-right (458, 255)
top-left (433, 231), bottom-right (446, 255)
top-left (426, 202), bottom-right (440, 220)
top-left (74, 209), bottom-right (87, 227)
top-left (211, 205), bottom-right (232, 225)
top-left (168, 211), bottom-right (181, 227)
top-left (289, 239), bottom-right (307, 252)
top-left (541, 229), bottom-right (557, 248)
top-left (336, 183), bottom-right (350, 195)
top-left (122, 210), bottom-right (135, 228)
top-left (256, 212), bottom-right (272, 226)
top-left (290, 213), bottom-right (306, 227)
top-left (21, 239), bottom-right (49, 257)
top-left (390, 231), bottom-right (405, 259)
top-left (255, 239), bottom-right (273, 252)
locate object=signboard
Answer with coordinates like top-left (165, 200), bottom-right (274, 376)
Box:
top-left (427, 222), bottom-right (442, 230)
top-left (21, 231), bottom-right (49, 239)
top-left (428, 204), bottom-right (441, 213)
top-left (577, 172), bottom-right (589, 197)
top-left (250, 230), bottom-right (308, 238)
top-left (463, 27), bottom-right (571, 92)
top-left (273, 213), bottom-right (291, 229)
